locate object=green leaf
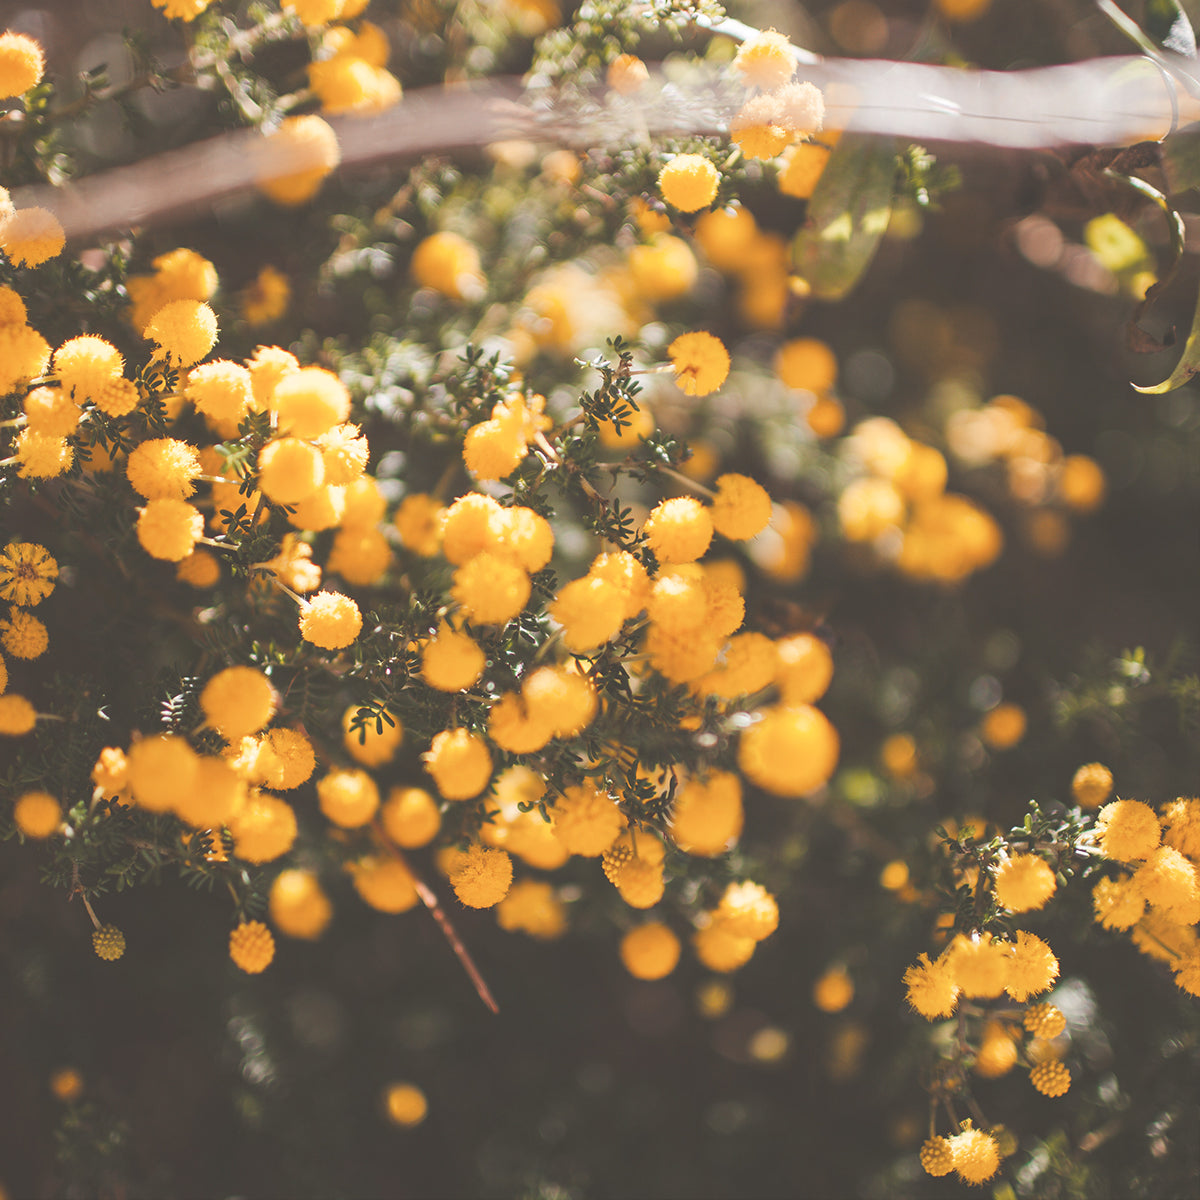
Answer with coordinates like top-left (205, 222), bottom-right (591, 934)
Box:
top-left (792, 133), bottom-right (896, 301)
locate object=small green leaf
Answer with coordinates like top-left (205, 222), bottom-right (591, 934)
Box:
top-left (792, 133), bottom-right (896, 301)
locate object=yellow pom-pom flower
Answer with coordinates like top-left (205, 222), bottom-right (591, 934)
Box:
top-left (382, 786), bottom-right (441, 848)
top-left (642, 496), bottom-right (713, 564)
top-left (258, 437), bottom-right (326, 506)
top-left (692, 917), bottom-right (757, 973)
top-left (670, 770), bottom-right (744, 856)
top-left (715, 880), bottom-right (779, 941)
top-left (451, 552), bottom-right (530, 625)
top-left (316, 768), bottom-right (380, 828)
top-left (271, 366), bottom-right (350, 440)
top-left (0, 542), bottom-right (58, 607)
top-left (14, 790), bottom-right (61, 838)
top-left (424, 727), bottom-right (493, 800)
top-left (257, 114), bottom-right (341, 206)
top-left (550, 780), bottom-right (625, 856)
top-left (737, 704), bottom-right (839, 796)
top-left (981, 701), bottom-right (1026, 749)
top-left (620, 923), bottom-right (681, 979)
top-left (813, 966), bottom-right (854, 1013)
top-left (200, 666), bottom-right (276, 741)
top-left (710, 473), bottom-right (771, 540)
top-left (127, 437), bottom-right (201, 502)
top-left (1030, 1060), bottom-right (1071, 1098)
top-left (228, 791), bottom-right (298, 863)
top-left (54, 336), bottom-right (124, 401)
top-left (350, 856), bottom-right (419, 913)
top-left (731, 28), bottom-right (796, 90)
top-left (668, 331), bottom-right (730, 396)
top-left (657, 154), bottom-right (720, 213)
top-left (136, 498), bottom-right (205, 561)
top-left (143, 299), bottom-right (218, 367)
top-left (496, 879), bottom-right (567, 940)
top-left (0, 207), bottom-right (64, 267)
top-left (903, 951), bottom-right (960, 1019)
top-left (920, 1136), bottom-right (954, 1178)
top-left (0, 693), bottom-right (37, 735)
top-left (0, 31), bottom-right (44, 97)
top-left (1, 607), bottom-right (49, 659)
top-left (92, 924), bottom-right (126, 961)
top-left (449, 844), bottom-right (513, 908)
top-left (422, 623), bottom-right (486, 692)
top-left (269, 869), bottom-right (333, 940)
top-left (1005, 930), bottom-right (1060, 1002)
top-left (1072, 762), bottom-right (1113, 808)
top-left (384, 1082), bottom-right (427, 1127)
top-left (1024, 1003), bottom-right (1067, 1040)
top-left (229, 920), bottom-right (275, 974)
top-left (126, 733), bottom-right (199, 813)
top-left (1096, 798), bottom-right (1161, 862)
top-left (411, 231), bottom-right (484, 300)
top-left (949, 1124), bottom-right (999, 1185)
top-left (774, 633), bottom-right (833, 705)
top-left (299, 591), bottom-right (362, 650)
top-left (342, 705), bottom-right (403, 766)
top-left (993, 853), bottom-right (1057, 913)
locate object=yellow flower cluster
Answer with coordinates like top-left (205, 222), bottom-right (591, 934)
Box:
top-left (308, 21), bottom-right (401, 116)
top-left (1089, 791), bottom-right (1200, 996)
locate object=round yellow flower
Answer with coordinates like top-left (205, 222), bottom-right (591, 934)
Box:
top-left (127, 733), bottom-right (199, 813)
top-left (657, 154), bottom-right (720, 213)
top-left (710, 473), bottom-right (771, 540)
top-left (812, 966), bottom-right (854, 1013)
top-left (382, 786), bottom-right (441, 847)
top-left (451, 553), bottom-right (530, 625)
top-left (903, 951), bottom-right (960, 1019)
top-left (1005, 930), bottom-right (1059, 1002)
top-left (271, 366), bottom-right (351, 439)
top-left (0, 542), bottom-right (57, 606)
top-left (1, 607), bottom-right (48, 659)
top-left (0, 31), bottom-right (44, 97)
top-left (136, 498), bottom-right (205, 562)
top-left (0, 692), bottom-right (36, 735)
top-left (737, 704), bottom-right (839, 797)
top-left (350, 856), bottom-right (419, 913)
top-left (949, 1125), bottom-right (999, 1185)
top-left (981, 702), bottom-right (1026, 749)
top-left (1072, 762), bottom-right (1113, 808)
top-left (551, 780), bottom-right (625, 856)
top-left (257, 114), bottom-right (341, 206)
top-left (920, 1136), bottom-right (954, 1178)
top-left (496, 879), bottom-right (567, 940)
top-left (422, 623), bottom-right (486, 692)
top-left (670, 771), bottom-right (743, 856)
top-left (449, 843), bottom-right (513, 908)
top-left (92, 924), bottom-right (126, 961)
top-left (143, 299), bottom-right (218, 367)
top-left (993, 853), bottom-right (1057, 913)
top-left (731, 28), bottom-right (796, 90)
top-left (643, 496), bottom-right (713, 565)
top-left (668, 331), bottom-right (730, 396)
top-left (1030, 1060), bottom-right (1071, 1098)
top-left (228, 792), bottom-right (297, 863)
top-left (14, 790), bottom-right (61, 838)
top-left (127, 438), bottom-right (201, 502)
top-left (269, 869), bottom-right (333, 940)
top-left (0, 207), bottom-right (64, 267)
top-left (54, 336), bottom-right (124, 401)
top-left (384, 1083), bottom-right (427, 1127)
top-left (1096, 798), bottom-right (1161, 862)
top-left (229, 920), bottom-right (275, 974)
top-left (411, 231), bottom-right (484, 300)
top-left (619, 923), bottom-right (681, 979)
top-left (317, 768), bottom-right (380, 828)
top-left (200, 666), bottom-right (276, 741)
top-left (424, 727), bottom-right (492, 800)
top-left (299, 591), bottom-right (362, 650)
top-left (342, 705), bottom-right (403, 766)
